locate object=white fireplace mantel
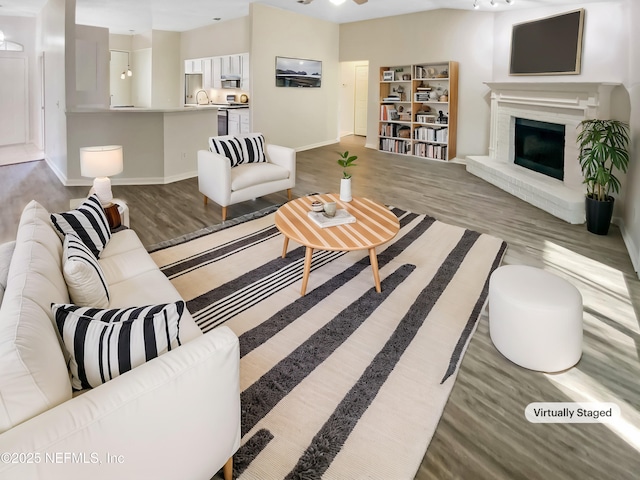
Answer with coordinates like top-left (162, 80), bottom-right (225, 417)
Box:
top-left (466, 82), bottom-right (620, 224)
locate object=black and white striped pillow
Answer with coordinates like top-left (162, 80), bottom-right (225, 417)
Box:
top-left (239, 133), bottom-right (267, 163)
top-left (51, 194), bottom-right (111, 259)
top-left (52, 301), bottom-right (184, 390)
top-left (62, 233), bottom-right (110, 308)
top-left (209, 136), bottom-right (244, 167)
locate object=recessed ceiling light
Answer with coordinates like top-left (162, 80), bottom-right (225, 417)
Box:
top-left (213, 17), bottom-right (221, 21)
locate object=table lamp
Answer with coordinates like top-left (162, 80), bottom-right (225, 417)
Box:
top-left (80, 145), bottom-right (124, 229)
top-left (80, 145), bottom-right (123, 205)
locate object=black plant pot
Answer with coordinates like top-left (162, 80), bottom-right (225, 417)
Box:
top-left (585, 194), bottom-right (614, 235)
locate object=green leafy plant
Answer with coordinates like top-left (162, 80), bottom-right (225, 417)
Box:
top-left (337, 151), bottom-right (358, 179)
top-left (577, 119), bottom-right (630, 201)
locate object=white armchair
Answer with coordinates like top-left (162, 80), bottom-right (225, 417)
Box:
top-left (198, 135), bottom-right (296, 221)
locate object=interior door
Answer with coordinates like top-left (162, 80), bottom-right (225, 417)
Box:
top-left (0, 57), bottom-right (28, 146)
top-left (354, 64), bottom-right (369, 137)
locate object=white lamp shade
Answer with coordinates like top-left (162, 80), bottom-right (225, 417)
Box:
top-left (80, 145), bottom-right (123, 178)
top-left (80, 145), bottom-right (123, 205)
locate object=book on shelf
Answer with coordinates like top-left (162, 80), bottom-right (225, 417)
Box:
top-left (382, 96), bottom-right (400, 102)
top-left (307, 209), bottom-right (356, 228)
top-left (416, 114), bottom-right (437, 123)
top-left (380, 104), bottom-right (399, 121)
top-left (380, 138), bottom-right (411, 154)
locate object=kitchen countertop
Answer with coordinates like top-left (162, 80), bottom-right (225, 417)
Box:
top-left (67, 106), bottom-right (223, 113)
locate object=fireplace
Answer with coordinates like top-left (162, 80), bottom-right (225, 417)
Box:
top-left (465, 82), bottom-right (619, 224)
top-left (514, 118), bottom-right (565, 181)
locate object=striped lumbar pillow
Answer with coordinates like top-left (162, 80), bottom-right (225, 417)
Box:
top-left (239, 133), bottom-right (267, 163)
top-left (52, 301), bottom-right (184, 390)
top-left (209, 135), bottom-right (244, 167)
top-left (62, 233), bottom-right (110, 308)
top-left (50, 194), bottom-right (111, 259)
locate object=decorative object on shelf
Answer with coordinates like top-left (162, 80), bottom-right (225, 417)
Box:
top-left (437, 70), bottom-right (448, 78)
top-left (437, 111), bottom-right (448, 124)
top-left (398, 126), bottom-right (411, 138)
top-left (383, 70), bottom-right (394, 81)
top-left (402, 74), bottom-right (411, 81)
top-left (337, 150), bottom-right (358, 202)
top-left (80, 145), bottom-right (124, 206)
top-left (576, 119), bottom-right (630, 235)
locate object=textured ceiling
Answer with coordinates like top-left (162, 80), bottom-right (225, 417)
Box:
top-left (0, 0), bottom-right (601, 34)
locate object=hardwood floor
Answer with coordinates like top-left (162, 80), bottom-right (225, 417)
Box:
top-left (1, 136), bottom-right (639, 479)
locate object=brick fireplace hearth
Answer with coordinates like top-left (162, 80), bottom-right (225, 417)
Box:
top-left (466, 82), bottom-right (619, 224)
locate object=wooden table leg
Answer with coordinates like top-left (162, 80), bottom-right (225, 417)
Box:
top-left (300, 246), bottom-right (314, 295)
top-left (281, 236), bottom-right (290, 258)
top-left (369, 247), bottom-right (382, 293)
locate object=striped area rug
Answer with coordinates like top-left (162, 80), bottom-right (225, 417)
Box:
top-left (150, 207), bottom-right (507, 480)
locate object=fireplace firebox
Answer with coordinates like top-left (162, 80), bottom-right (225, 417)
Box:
top-left (514, 118), bottom-right (565, 181)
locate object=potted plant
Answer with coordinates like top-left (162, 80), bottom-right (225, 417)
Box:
top-left (577, 119), bottom-right (630, 235)
top-left (337, 151), bottom-right (357, 202)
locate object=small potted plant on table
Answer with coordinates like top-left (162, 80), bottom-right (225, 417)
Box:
top-left (337, 151), bottom-right (357, 202)
top-left (577, 119), bottom-right (630, 235)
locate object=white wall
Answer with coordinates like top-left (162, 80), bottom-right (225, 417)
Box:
top-left (622, 0), bottom-right (640, 273)
top-left (0, 16), bottom-right (40, 148)
top-left (492, 2), bottom-right (629, 85)
top-left (72, 24), bottom-right (110, 108)
top-left (152, 30), bottom-right (181, 108)
top-left (340, 9), bottom-right (495, 158)
top-left (180, 17), bottom-right (250, 60)
top-left (250, 3), bottom-right (340, 150)
top-left (38, 0), bottom-right (70, 181)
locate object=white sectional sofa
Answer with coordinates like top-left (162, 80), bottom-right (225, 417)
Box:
top-left (0, 200), bottom-right (240, 480)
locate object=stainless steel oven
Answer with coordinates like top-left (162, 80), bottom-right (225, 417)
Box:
top-left (217, 110), bottom-right (228, 136)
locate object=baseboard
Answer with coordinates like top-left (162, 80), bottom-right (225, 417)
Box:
top-left (296, 138), bottom-right (339, 152)
top-left (44, 155), bottom-right (68, 185)
top-left (62, 172), bottom-right (197, 187)
top-left (615, 216), bottom-right (640, 277)
top-left (365, 143), bottom-right (377, 150)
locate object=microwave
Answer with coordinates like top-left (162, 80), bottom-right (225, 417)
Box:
top-left (221, 79), bottom-right (240, 89)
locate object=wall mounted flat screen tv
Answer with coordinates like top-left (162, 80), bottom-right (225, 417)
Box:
top-left (276, 56), bottom-right (322, 88)
top-left (510, 9), bottom-right (585, 76)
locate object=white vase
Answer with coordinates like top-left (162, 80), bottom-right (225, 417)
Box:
top-left (340, 178), bottom-right (352, 202)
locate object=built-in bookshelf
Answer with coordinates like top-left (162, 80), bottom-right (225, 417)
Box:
top-left (379, 61), bottom-right (458, 161)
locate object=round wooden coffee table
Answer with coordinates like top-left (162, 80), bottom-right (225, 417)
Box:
top-left (275, 194), bottom-right (400, 295)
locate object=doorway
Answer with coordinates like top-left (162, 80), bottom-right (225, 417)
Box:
top-left (339, 61), bottom-right (369, 138)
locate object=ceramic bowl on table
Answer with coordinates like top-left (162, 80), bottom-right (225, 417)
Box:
top-left (311, 201), bottom-right (324, 212)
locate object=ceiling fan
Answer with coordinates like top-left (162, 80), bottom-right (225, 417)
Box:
top-left (297, 0), bottom-right (368, 5)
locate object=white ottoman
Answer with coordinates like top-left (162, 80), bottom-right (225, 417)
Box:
top-left (489, 265), bottom-right (583, 372)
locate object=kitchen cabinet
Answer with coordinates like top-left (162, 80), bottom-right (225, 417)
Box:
top-left (202, 58), bottom-right (213, 89)
top-left (185, 59), bottom-right (203, 74)
top-left (186, 53), bottom-right (249, 90)
top-left (213, 58), bottom-right (222, 89)
top-left (240, 53), bottom-right (250, 91)
top-left (227, 109), bottom-right (250, 136)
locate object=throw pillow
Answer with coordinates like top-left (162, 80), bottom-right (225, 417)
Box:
top-left (209, 136), bottom-right (244, 167)
top-left (239, 133), bottom-right (267, 163)
top-left (52, 301), bottom-right (184, 390)
top-left (62, 233), bottom-right (110, 308)
top-left (50, 194), bottom-right (111, 259)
